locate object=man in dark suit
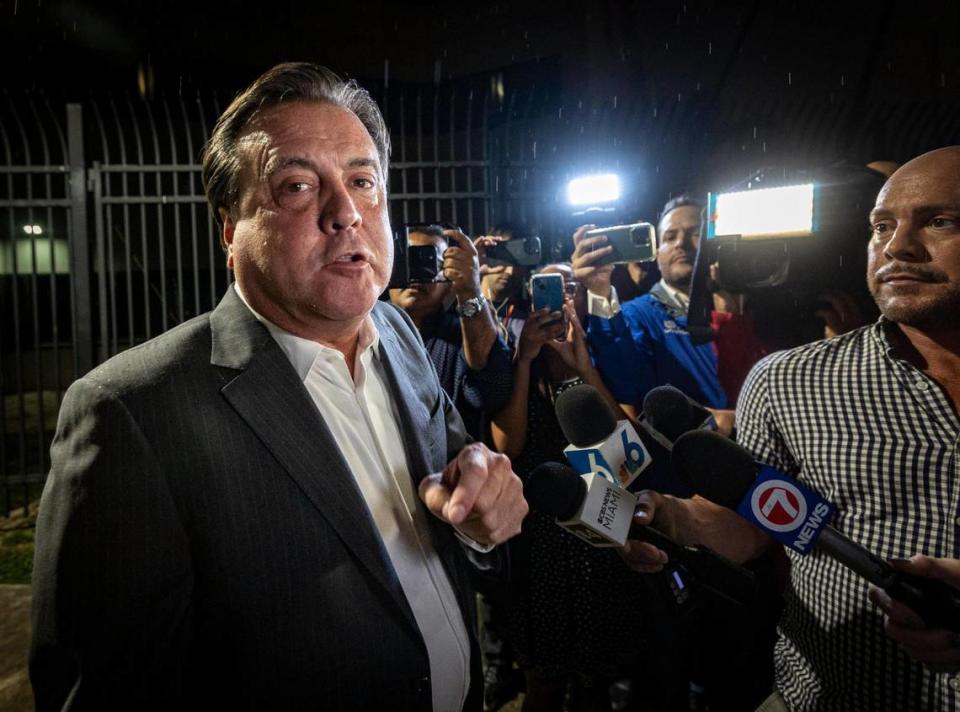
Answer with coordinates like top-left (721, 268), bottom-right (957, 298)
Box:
top-left (30, 63), bottom-right (528, 711)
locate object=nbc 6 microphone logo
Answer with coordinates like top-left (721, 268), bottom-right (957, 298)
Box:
top-left (749, 479), bottom-right (808, 533)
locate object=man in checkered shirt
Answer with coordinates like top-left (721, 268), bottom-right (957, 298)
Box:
top-left (621, 146), bottom-right (960, 710)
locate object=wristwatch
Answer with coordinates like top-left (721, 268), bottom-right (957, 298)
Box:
top-left (457, 294), bottom-right (487, 319)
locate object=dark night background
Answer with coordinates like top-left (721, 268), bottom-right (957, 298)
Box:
top-left (4, 0), bottom-right (959, 213)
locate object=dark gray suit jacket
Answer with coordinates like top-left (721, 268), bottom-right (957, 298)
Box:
top-left (30, 288), bottom-right (485, 711)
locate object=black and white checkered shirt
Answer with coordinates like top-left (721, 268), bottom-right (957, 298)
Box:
top-left (737, 319), bottom-right (960, 711)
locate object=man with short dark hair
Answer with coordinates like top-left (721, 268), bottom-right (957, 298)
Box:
top-left (572, 197), bottom-right (764, 412)
top-left (30, 63), bottom-right (527, 712)
top-left (624, 146), bottom-right (960, 710)
top-left (388, 225), bottom-right (512, 440)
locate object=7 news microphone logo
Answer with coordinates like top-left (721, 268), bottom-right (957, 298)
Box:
top-left (737, 467), bottom-right (835, 553)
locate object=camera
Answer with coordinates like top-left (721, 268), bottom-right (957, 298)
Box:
top-left (388, 223), bottom-right (451, 289)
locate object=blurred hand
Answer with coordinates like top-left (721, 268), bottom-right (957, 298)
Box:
top-left (442, 229), bottom-right (482, 301)
top-left (705, 407), bottom-right (736, 438)
top-left (815, 288), bottom-right (867, 338)
top-left (868, 555), bottom-right (960, 673)
top-left (419, 442), bottom-right (528, 546)
top-left (517, 309), bottom-right (565, 363)
top-left (545, 301), bottom-right (593, 376)
top-left (618, 490), bottom-right (672, 574)
top-left (571, 225), bottom-right (615, 298)
top-left (710, 263), bottom-right (745, 315)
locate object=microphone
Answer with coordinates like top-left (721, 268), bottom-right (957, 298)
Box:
top-left (672, 430), bottom-right (960, 632)
top-left (555, 384), bottom-right (651, 488)
top-left (525, 462), bottom-right (757, 608)
top-left (641, 385), bottom-right (718, 450)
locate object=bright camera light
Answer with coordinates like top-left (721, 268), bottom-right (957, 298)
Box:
top-left (709, 184), bottom-right (815, 239)
top-left (566, 173), bottom-right (621, 207)
top-left (22, 224), bottom-right (43, 235)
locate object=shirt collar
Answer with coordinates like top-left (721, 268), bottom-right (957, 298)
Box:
top-left (233, 283), bottom-right (380, 382)
top-left (650, 278), bottom-right (690, 314)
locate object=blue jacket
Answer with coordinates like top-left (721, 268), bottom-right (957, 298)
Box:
top-left (587, 285), bottom-right (727, 409)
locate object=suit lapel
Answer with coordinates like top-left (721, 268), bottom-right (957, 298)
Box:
top-left (209, 289), bottom-right (419, 634)
top-left (371, 310), bottom-right (433, 485)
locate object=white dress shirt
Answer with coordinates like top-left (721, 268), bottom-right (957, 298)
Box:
top-left (586, 279), bottom-right (689, 317)
top-left (235, 286), bottom-right (471, 712)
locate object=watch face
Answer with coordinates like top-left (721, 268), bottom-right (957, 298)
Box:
top-left (460, 297), bottom-right (483, 317)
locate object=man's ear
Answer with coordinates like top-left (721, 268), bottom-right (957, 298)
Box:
top-left (220, 207), bottom-right (236, 269)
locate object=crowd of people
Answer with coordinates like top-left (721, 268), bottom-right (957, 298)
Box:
top-left (27, 62), bottom-right (960, 712)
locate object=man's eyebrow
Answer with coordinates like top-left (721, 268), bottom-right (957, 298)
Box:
top-left (264, 156), bottom-right (317, 177)
top-left (348, 157), bottom-right (380, 170)
top-left (869, 204), bottom-right (960, 220)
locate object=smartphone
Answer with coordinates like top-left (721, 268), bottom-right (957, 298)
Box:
top-left (485, 236), bottom-right (542, 268)
top-left (530, 273), bottom-right (565, 313)
top-left (584, 223), bottom-right (657, 264)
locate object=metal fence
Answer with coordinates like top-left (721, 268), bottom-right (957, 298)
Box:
top-left (3, 84), bottom-right (960, 515)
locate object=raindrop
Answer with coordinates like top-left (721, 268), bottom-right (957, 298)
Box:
top-left (13, 0), bottom-right (17, 14)
top-left (787, 72), bottom-right (792, 86)
top-left (665, 41), bottom-right (670, 50)
top-left (753, 127), bottom-right (757, 139)
top-left (941, 72), bottom-right (947, 88)
top-left (696, 82), bottom-right (701, 92)
top-left (653, 107), bottom-right (657, 118)
top-left (495, 175), bottom-right (500, 193)
top-left (762, 142), bottom-right (767, 153)
top-left (708, 42), bottom-right (712, 55)
top-left (384, 59), bottom-right (390, 88)
top-left (532, 141), bottom-right (537, 159)
top-left (613, 95), bottom-right (618, 109)
top-left (741, 144), bottom-right (746, 152)
top-left (840, 75), bottom-right (845, 87)
top-left (558, 107), bottom-right (563, 119)
top-left (677, 92), bottom-right (682, 102)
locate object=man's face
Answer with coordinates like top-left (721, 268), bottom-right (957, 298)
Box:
top-left (480, 233), bottom-right (525, 302)
top-left (222, 102), bottom-right (392, 335)
top-left (867, 149), bottom-right (960, 332)
top-left (657, 205), bottom-right (701, 290)
top-left (388, 231), bottom-right (450, 314)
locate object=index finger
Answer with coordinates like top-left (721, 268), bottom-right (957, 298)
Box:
top-left (442, 229), bottom-right (476, 254)
top-left (443, 445), bottom-right (490, 523)
top-left (572, 224), bottom-right (596, 247)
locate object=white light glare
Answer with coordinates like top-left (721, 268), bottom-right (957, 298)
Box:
top-left (22, 224), bottom-right (43, 235)
top-left (713, 184), bottom-right (815, 239)
top-left (566, 173), bottom-right (621, 207)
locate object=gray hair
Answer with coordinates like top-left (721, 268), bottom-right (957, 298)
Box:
top-left (201, 62), bottom-right (390, 225)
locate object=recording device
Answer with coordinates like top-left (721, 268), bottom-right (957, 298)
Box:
top-left (485, 236), bottom-right (542, 268)
top-left (686, 165), bottom-right (885, 345)
top-left (524, 461), bottom-right (757, 609)
top-left (672, 430), bottom-right (960, 632)
top-left (388, 223), bottom-right (453, 289)
top-left (554, 384), bottom-right (651, 489)
top-left (584, 222), bottom-right (657, 265)
top-left (530, 273), bottom-right (565, 313)
top-left (640, 385), bottom-right (719, 451)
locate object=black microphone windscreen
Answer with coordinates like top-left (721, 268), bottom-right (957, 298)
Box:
top-left (671, 430), bottom-right (756, 508)
top-left (642, 386), bottom-right (705, 442)
top-left (555, 384), bottom-right (618, 447)
top-left (524, 462), bottom-right (587, 521)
